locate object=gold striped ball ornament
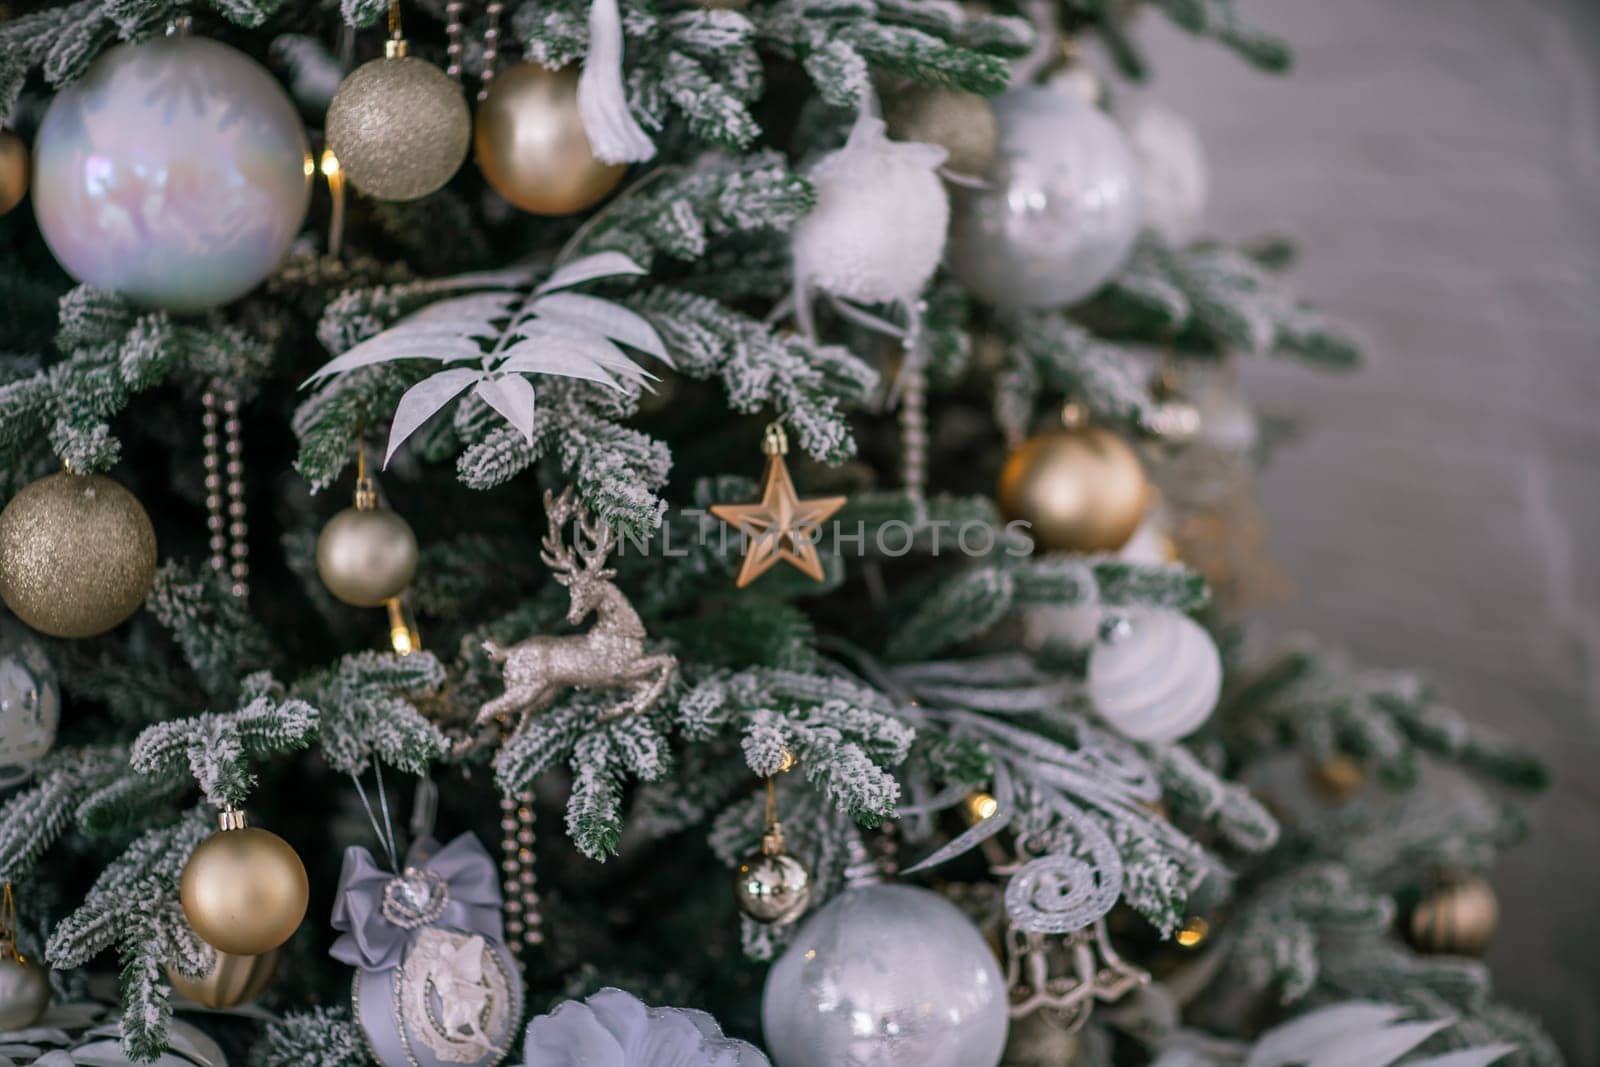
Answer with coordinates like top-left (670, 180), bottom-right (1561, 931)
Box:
top-left (167, 946), bottom-right (278, 1009)
top-left (1407, 875), bottom-right (1498, 957)
top-left (998, 409), bottom-right (1150, 554)
top-left (0, 471), bottom-right (157, 638)
top-left (0, 130), bottom-right (27, 215)
top-left (180, 811), bottom-right (309, 956)
top-left (325, 40), bottom-right (470, 202)
top-left (474, 63), bottom-right (625, 216)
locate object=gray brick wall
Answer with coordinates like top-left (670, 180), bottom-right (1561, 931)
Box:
top-left (1139, 0), bottom-right (1600, 1058)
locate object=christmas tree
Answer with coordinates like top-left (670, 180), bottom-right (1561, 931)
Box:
top-left (0, 0), bottom-right (1564, 1064)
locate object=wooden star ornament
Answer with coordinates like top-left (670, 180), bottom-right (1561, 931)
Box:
top-left (710, 424), bottom-right (848, 588)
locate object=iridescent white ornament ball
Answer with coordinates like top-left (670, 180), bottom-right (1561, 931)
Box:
top-left (0, 617), bottom-right (57, 789)
top-left (946, 86), bottom-right (1141, 310)
top-left (1087, 610), bottom-right (1220, 743)
top-left (32, 36), bottom-right (311, 313)
top-left (762, 883), bottom-right (1008, 1067)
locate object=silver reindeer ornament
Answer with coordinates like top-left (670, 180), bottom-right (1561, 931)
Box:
top-left (477, 488), bottom-right (677, 736)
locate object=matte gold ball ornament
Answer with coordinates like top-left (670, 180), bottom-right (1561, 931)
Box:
top-left (0, 471), bottom-right (157, 638)
top-left (316, 475), bottom-right (418, 607)
top-left (1407, 874), bottom-right (1498, 957)
top-left (180, 810), bottom-right (309, 956)
top-left (998, 406), bottom-right (1150, 554)
top-left (167, 946), bottom-right (278, 1009)
top-left (326, 38), bottom-right (470, 202)
top-left (0, 130), bottom-right (27, 215)
top-left (1309, 754), bottom-right (1365, 802)
top-left (884, 87), bottom-right (998, 178)
top-left (474, 63), bottom-right (626, 216)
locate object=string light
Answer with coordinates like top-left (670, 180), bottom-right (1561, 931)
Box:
top-left (964, 791), bottom-right (999, 825)
top-left (1175, 916), bottom-right (1210, 948)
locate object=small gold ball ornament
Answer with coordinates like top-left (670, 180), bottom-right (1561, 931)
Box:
top-left (167, 947), bottom-right (278, 1009)
top-left (998, 408), bottom-right (1150, 554)
top-left (1309, 755), bottom-right (1365, 802)
top-left (474, 63), bottom-right (626, 216)
top-left (884, 87), bottom-right (998, 178)
top-left (316, 479), bottom-right (418, 607)
top-left (1407, 874), bottom-right (1498, 957)
top-left (326, 40), bottom-right (470, 202)
top-left (0, 471), bottom-right (157, 638)
top-left (734, 825), bottom-right (811, 926)
top-left (0, 130), bottom-right (27, 215)
top-left (180, 811), bottom-right (308, 956)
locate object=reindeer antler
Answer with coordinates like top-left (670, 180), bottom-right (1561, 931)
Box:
top-left (540, 486), bottom-right (617, 581)
top-left (541, 487), bottom-right (579, 577)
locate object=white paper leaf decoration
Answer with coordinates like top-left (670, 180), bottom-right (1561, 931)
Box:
top-left (528, 292), bottom-right (672, 363)
top-left (385, 368), bottom-right (484, 466)
top-left (474, 375), bottom-right (538, 444)
top-left (306, 252), bottom-right (663, 459)
top-left (537, 252), bottom-right (646, 294)
top-left (1245, 1003), bottom-right (1408, 1067)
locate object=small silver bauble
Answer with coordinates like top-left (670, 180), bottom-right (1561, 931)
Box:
top-left (0, 617), bottom-right (59, 788)
top-left (734, 839), bottom-right (811, 926)
top-left (31, 35), bottom-right (310, 312)
top-left (762, 883), bottom-right (1009, 1067)
top-left (325, 42), bottom-right (470, 202)
top-left (946, 86), bottom-right (1141, 310)
top-left (0, 953), bottom-right (50, 1030)
top-left (315, 503), bottom-right (419, 607)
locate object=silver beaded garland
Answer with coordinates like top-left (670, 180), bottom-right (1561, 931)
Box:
top-left (477, 0), bottom-right (504, 102)
top-left (202, 384), bottom-right (249, 599)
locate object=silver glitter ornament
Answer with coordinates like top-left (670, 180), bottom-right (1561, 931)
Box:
top-left (946, 87), bottom-right (1141, 310)
top-left (0, 617), bottom-right (58, 788)
top-left (474, 488), bottom-right (676, 738)
top-left (326, 42), bottom-right (470, 202)
top-left (762, 883), bottom-right (1009, 1067)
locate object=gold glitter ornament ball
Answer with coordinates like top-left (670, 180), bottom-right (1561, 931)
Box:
top-left (0, 472), bottom-right (157, 638)
top-left (0, 130), bottom-right (27, 215)
top-left (326, 47), bottom-right (470, 201)
top-left (181, 822), bottom-right (308, 956)
top-left (1408, 875), bottom-right (1498, 957)
top-left (884, 87), bottom-right (998, 178)
top-left (998, 426), bottom-right (1150, 554)
top-left (167, 947), bottom-right (278, 1009)
top-left (474, 63), bottom-right (626, 216)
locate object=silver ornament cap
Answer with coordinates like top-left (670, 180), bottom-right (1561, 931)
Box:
top-left (326, 45), bottom-right (470, 202)
top-left (762, 883), bottom-right (1009, 1067)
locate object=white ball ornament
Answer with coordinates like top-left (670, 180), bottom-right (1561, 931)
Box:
top-left (762, 883), bottom-right (1008, 1067)
top-left (946, 87), bottom-right (1141, 310)
top-left (790, 115), bottom-right (949, 309)
top-left (1121, 99), bottom-right (1209, 245)
top-left (32, 35), bottom-right (311, 313)
top-left (1087, 610), bottom-right (1220, 743)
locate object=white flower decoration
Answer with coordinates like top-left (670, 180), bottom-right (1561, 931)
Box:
top-left (519, 988), bottom-right (768, 1067)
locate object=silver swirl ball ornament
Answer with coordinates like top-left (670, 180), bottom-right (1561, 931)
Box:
top-left (0, 617), bottom-right (58, 788)
top-left (31, 35), bottom-right (311, 313)
top-left (326, 42), bottom-right (470, 201)
top-left (1087, 611), bottom-right (1220, 743)
top-left (762, 883), bottom-right (1009, 1067)
top-left (946, 87), bottom-right (1141, 310)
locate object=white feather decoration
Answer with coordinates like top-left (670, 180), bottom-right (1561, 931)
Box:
top-left (303, 253), bottom-right (670, 466)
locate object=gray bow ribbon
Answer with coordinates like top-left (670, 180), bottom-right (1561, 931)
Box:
top-left (330, 832), bottom-right (504, 972)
